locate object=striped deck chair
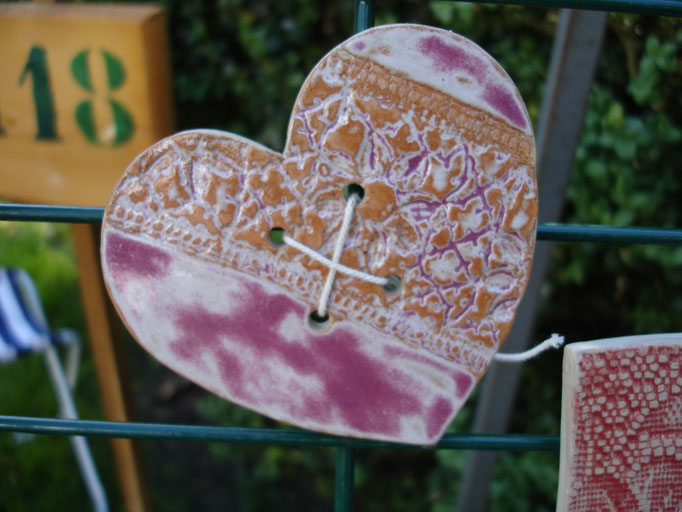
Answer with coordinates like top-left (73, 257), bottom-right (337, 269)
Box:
top-left (0, 267), bottom-right (108, 512)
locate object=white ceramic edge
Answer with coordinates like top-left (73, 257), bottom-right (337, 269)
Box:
top-left (345, 24), bottom-right (531, 133)
top-left (556, 344), bottom-right (577, 512)
top-left (566, 332), bottom-right (682, 355)
top-left (181, 128), bottom-right (279, 155)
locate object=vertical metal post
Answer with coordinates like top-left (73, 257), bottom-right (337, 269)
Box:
top-left (354, 0), bottom-right (375, 33)
top-left (455, 9), bottom-right (608, 512)
top-left (341, 4), bottom-right (367, 505)
top-left (334, 447), bottom-right (355, 512)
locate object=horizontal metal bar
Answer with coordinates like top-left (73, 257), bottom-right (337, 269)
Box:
top-left (0, 204), bottom-right (104, 224)
top-left (0, 415), bottom-right (559, 451)
top-left (450, 0), bottom-right (682, 17)
top-left (538, 223), bottom-right (682, 245)
top-left (1, 204), bottom-right (680, 245)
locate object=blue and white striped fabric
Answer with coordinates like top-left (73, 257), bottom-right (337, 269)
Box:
top-left (0, 268), bottom-right (53, 364)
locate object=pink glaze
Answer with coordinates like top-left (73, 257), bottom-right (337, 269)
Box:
top-left (417, 35), bottom-right (527, 129)
top-left (418, 35), bottom-right (484, 78)
top-left (105, 232), bottom-right (171, 279)
top-left (427, 398), bottom-right (454, 439)
top-left (383, 344), bottom-right (472, 399)
top-left (102, 231), bottom-right (475, 443)
top-left (169, 278), bottom-right (445, 438)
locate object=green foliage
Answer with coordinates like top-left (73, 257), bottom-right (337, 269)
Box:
top-left (542, 13), bottom-right (682, 341)
top-left (166, 0), bottom-right (355, 149)
top-left (489, 452), bottom-right (560, 512)
top-left (0, 222), bottom-right (119, 510)
top-left (628, 32), bottom-right (682, 104)
top-left (0, 222), bottom-right (82, 329)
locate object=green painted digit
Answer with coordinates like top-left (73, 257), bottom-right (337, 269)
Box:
top-left (19, 46), bottom-right (58, 140)
top-left (71, 49), bottom-right (134, 146)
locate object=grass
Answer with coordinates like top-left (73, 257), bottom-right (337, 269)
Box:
top-left (0, 222), bottom-right (121, 511)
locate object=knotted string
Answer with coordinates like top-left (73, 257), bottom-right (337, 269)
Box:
top-left (278, 193), bottom-right (564, 362)
top-left (281, 193), bottom-right (388, 306)
top-left (492, 333), bottom-right (565, 363)
top-left (316, 193), bottom-right (359, 317)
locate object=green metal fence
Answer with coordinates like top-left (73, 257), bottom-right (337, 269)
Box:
top-left (1, 1), bottom-right (681, 510)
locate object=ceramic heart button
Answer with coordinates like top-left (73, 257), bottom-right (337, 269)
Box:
top-left (101, 24), bottom-right (537, 444)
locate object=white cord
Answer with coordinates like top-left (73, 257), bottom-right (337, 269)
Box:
top-left (282, 235), bottom-right (388, 287)
top-left (317, 194), bottom-right (358, 317)
top-left (492, 333), bottom-right (565, 363)
top-left (281, 197), bottom-right (390, 305)
top-left (279, 202), bottom-right (564, 361)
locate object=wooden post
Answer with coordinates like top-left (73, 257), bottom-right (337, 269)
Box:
top-left (72, 223), bottom-right (152, 512)
top-left (1, 5), bottom-right (175, 510)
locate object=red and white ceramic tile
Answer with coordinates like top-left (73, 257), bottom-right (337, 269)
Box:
top-left (558, 334), bottom-right (682, 511)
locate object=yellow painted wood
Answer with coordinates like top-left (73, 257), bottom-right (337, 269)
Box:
top-left (0, 4), bottom-right (173, 206)
top-left (1, 5), bottom-right (174, 510)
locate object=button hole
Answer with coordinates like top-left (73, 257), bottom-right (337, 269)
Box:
top-left (382, 274), bottom-right (402, 295)
top-left (269, 227), bottom-right (286, 248)
top-left (343, 183), bottom-right (365, 202)
top-left (308, 310), bottom-right (330, 330)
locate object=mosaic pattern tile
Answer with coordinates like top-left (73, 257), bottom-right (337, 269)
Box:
top-left (558, 334), bottom-right (682, 511)
top-left (101, 24), bottom-right (537, 444)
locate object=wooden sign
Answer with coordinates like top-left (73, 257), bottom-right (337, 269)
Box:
top-left (558, 333), bottom-right (682, 511)
top-left (0, 4), bottom-right (173, 206)
top-left (1, 4), bottom-right (173, 510)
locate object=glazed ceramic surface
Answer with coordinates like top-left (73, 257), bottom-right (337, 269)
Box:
top-left (558, 334), bottom-right (682, 511)
top-left (101, 24), bottom-right (537, 444)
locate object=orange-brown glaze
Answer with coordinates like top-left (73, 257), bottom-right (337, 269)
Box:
top-left (104, 26), bottom-right (537, 378)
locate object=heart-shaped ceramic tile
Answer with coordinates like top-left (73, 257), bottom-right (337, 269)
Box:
top-left (101, 24), bottom-right (537, 445)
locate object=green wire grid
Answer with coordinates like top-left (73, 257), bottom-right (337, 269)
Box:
top-left (1, 204), bottom-right (681, 246)
top-left (449, 0), bottom-right (682, 17)
top-left (0, 415), bottom-right (559, 451)
top-left (1, 1), bottom-right (680, 511)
